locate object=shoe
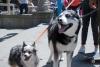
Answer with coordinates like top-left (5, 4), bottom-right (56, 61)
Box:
top-left (92, 46), bottom-right (98, 55)
top-left (79, 46), bottom-right (85, 53)
top-left (93, 52), bottom-right (100, 59)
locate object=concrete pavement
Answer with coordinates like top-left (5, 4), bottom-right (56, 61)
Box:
top-left (0, 23), bottom-right (100, 67)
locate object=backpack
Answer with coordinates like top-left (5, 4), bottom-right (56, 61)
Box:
top-left (64, 0), bottom-right (81, 7)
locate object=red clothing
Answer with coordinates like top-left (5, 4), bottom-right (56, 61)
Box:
top-left (64, 0), bottom-right (80, 7)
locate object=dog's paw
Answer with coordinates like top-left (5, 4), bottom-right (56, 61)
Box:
top-left (46, 60), bottom-right (53, 64)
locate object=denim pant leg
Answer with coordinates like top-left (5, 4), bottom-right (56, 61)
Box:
top-left (24, 4), bottom-right (28, 14)
top-left (19, 4), bottom-right (24, 14)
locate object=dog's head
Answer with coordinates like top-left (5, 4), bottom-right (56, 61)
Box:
top-left (57, 10), bottom-right (80, 36)
top-left (21, 42), bottom-right (37, 61)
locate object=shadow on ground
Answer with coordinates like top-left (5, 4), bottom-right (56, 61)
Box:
top-left (0, 33), bottom-right (18, 42)
top-left (43, 61), bottom-right (53, 67)
top-left (72, 53), bottom-right (95, 67)
top-left (42, 53), bottom-right (97, 67)
top-left (43, 62), bottom-right (53, 67)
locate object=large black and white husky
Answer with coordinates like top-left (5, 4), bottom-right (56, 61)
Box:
top-left (47, 10), bottom-right (81, 67)
top-left (8, 42), bottom-right (39, 67)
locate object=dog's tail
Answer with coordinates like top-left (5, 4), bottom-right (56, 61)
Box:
top-left (8, 46), bottom-right (21, 66)
top-left (8, 48), bottom-right (17, 66)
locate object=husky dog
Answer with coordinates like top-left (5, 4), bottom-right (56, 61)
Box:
top-left (47, 10), bottom-right (81, 67)
top-left (8, 42), bottom-right (39, 67)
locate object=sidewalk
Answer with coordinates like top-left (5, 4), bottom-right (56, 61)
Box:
top-left (0, 23), bottom-right (99, 67)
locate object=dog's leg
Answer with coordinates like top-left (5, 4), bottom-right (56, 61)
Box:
top-left (59, 53), bottom-right (63, 61)
top-left (47, 43), bottom-right (54, 63)
top-left (47, 51), bottom-right (53, 63)
top-left (66, 51), bottom-right (73, 67)
top-left (10, 65), bottom-right (16, 67)
top-left (53, 52), bottom-right (59, 67)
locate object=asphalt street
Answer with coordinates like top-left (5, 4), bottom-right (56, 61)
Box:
top-left (0, 23), bottom-right (100, 67)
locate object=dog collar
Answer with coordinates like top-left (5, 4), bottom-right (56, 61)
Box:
top-left (66, 35), bottom-right (75, 38)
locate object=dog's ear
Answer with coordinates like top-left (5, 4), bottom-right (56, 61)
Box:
top-left (33, 48), bottom-right (37, 55)
top-left (23, 42), bottom-right (27, 47)
top-left (22, 42), bottom-right (26, 52)
top-left (32, 42), bottom-right (36, 47)
top-left (70, 10), bottom-right (79, 19)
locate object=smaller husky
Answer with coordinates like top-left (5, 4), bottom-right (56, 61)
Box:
top-left (8, 42), bottom-right (39, 67)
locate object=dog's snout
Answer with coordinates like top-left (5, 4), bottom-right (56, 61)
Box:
top-left (24, 54), bottom-right (27, 57)
top-left (24, 53), bottom-right (30, 57)
top-left (58, 19), bottom-right (62, 25)
top-left (58, 19), bottom-right (62, 22)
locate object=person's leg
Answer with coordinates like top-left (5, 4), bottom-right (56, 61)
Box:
top-left (24, 4), bottom-right (28, 14)
top-left (79, 9), bottom-right (91, 53)
top-left (19, 4), bottom-right (23, 14)
top-left (97, 0), bottom-right (100, 54)
top-left (91, 11), bottom-right (98, 53)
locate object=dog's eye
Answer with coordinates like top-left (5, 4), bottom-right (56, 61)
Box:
top-left (28, 51), bottom-right (32, 54)
top-left (33, 49), bottom-right (36, 53)
top-left (23, 51), bottom-right (26, 53)
top-left (65, 14), bottom-right (71, 18)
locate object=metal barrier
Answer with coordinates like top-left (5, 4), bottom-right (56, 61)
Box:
top-left (0, 3), bottom-right (15, 15)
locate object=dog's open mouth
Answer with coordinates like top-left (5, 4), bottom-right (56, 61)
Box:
top-left (58, 23), bottom-right (73, 33)
top-left (24, 56), bottom-right (31, 61)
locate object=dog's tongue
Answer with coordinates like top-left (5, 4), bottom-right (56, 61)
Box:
top-left (58, 26), bottom-right (66, 33)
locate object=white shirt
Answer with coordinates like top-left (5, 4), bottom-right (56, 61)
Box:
top-left (18, 0), bottom-right (28, 4)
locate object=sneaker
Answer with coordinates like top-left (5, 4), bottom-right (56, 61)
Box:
top-left (94, 46), bottom-right (98, 53)
top-left (93, 52), bottom-right (100, 60)
top-left (79, 46), bottom-right (85, 53)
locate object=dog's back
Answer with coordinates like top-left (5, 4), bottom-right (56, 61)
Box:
top-left (8, 45), bottom-right (23, 67)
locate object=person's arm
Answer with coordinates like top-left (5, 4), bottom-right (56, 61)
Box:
top-left (89, 0), bottom-right (97, 9)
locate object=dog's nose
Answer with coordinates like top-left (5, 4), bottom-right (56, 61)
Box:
top-left (58, 19), bottom-right (62, 25)
top-left (24, 55), bottom-right (27, 57)
top-left (58, 19), bottom-right (62, 22)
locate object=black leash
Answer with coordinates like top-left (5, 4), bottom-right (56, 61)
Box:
top-left (79, 8), bottom-right (98, 18)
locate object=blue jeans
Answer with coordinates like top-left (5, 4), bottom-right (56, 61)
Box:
top-left (19, 4), bottom-right (28, 14)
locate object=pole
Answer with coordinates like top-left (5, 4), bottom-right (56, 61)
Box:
top-left (7, 0), bottom-right (10, 15)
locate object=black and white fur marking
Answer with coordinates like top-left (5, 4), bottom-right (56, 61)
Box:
top-left (8, 42), bottom-right (39, 67)
top-left (47, 10), bottom-right (81, 67)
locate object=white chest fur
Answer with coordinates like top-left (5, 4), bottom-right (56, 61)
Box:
top-left (21, 54), bottom-right (39, 67)
top-left (49, 37), bottom-right (77, 53)
top-left (56, 37), bottom-right (76, 52)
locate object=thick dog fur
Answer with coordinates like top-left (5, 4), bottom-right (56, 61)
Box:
top-left (47, 10), bottom-right (81, 67)
top-left (8, 42), bottom-right (39, 67)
